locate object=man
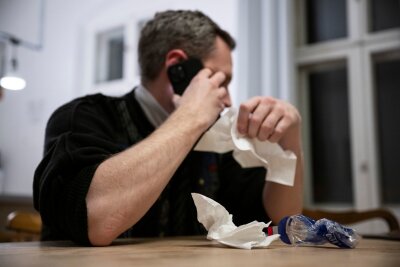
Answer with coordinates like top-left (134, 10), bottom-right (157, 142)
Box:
top-left (34, 10), bottom-right (303, 246)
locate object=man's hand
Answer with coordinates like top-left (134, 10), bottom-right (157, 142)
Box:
top-left (237, 96), bottom-right (304, 224)
top-left (237, 96), bottom-right (301, 146)
top-left (175, 68), bottom-right (230, 131)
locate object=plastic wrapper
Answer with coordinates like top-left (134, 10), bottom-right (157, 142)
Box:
top-left (278, 214), bottom-right (361, 248)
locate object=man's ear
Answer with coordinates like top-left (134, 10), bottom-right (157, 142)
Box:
top-left (165, 49), bottom-right (188, 68)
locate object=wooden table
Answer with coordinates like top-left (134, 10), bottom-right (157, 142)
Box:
top-left (0, 236), bottom-right (399, 267)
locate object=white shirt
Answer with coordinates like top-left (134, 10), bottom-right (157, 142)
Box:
top-left (135, 84), bottom-right (169, 128)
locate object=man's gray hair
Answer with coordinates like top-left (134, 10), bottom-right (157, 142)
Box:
top-left (138, 10), bottom-right (236, 83)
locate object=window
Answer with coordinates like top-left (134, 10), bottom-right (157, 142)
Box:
top-left (369, 0), bottom-right (400, 32)
top-left (95, 27), bottom-right (124, 83)
top-left (306, 64), bottom-right (353, 203)
top-left (374, 52), bottom-right (400, 204)
top-left (295, 0), bottom-right (400, 231)
top-left (306, 0), bottom-right (348, 43)
top-left (82, 6), bottom-right (158, 97)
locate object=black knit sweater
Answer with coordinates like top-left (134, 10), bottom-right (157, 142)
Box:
top-left (33, 89), bottom-right (269, 245)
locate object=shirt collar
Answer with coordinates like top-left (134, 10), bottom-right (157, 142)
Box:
top-left (135, 84), bottom-right (169, 128)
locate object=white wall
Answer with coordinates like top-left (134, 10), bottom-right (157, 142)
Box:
top-left (0, 0), bottom-right (240, 196)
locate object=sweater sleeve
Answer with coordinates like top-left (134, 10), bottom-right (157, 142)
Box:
top-left (216, 152), bottom-right (271, 226)
top-left (33, 97), bottom-right (124, 245)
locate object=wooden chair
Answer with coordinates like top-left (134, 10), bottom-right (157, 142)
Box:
top-left (4, 211), bottom-right (42, 242)
top-left (303, 208), bottom-right (400, 240)
top-left (303, 208), bottom-right (399, 231)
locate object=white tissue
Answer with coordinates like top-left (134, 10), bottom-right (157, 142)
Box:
top-left (192, 193), bottom-right (280, 249)
top-left (194, 108), bottom-right (297, 186)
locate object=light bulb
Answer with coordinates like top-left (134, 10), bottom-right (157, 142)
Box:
top-left (0, 75), bottom-right (26, 90)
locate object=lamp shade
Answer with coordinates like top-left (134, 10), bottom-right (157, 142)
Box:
top-left (0, 74), bottom-right (26, 90)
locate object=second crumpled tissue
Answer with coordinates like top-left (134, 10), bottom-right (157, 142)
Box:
top-left (194, 108), bottom-right (297, 186)
top-left (192, 193), bottom-right (280, 249)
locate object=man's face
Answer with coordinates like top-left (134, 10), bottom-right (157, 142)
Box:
top-left (203, 36), bottom-right (233, 107)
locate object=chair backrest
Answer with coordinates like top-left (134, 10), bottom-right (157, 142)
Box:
top-left (303, 208), bottom-right (400, 232)
top-left (6, 211), bottom-right (42, 240)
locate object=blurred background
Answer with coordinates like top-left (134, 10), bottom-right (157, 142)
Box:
top-left (0, 0), bottom-right (399, 237)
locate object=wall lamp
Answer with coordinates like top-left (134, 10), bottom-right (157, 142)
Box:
top-left (0, 38), bottom-right (26, 90)
top-left (0, 0), bottom-right (45, 91)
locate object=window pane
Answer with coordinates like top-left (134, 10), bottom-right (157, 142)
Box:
top-left (95, 27), bottom-right (124, 83)
top-left (308, 67), bottom-right (353, 203)
top-left (306, 0), bottom-right (347, 44)
top-left (375, 57), bottom-right (400, 203)
top-left (107, 37), bottom-right (124, 81)
top-left (370, 0), bottom-right (400, 32)
top-left (0, 42), bottom-right (5, 77)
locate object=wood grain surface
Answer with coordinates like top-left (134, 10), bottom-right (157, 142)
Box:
top-left (0, 236), bottom-right (399, 267)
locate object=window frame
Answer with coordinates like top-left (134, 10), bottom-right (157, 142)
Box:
top-left (83, 15), bottom-right (133, 96)
top-left (294, 0), bottom-right (400, 231)
top-left (81, 5), bottom-right (160, 97)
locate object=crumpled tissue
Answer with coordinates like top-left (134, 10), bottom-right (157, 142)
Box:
top-left (194, 108), bottom-right (297, 186)
top-left (192, 193), bottom-right (280, 249)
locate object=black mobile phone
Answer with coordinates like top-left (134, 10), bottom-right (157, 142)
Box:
top-left (167, 58), bottom-right (203, 95)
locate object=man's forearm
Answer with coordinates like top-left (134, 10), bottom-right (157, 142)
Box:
top-left (262, 128), bottom-right (304, 224)
top-left (86, 108), bottom-right (208, 246)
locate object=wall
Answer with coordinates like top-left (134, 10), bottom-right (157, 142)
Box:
top-left (0, 0), bottom-right (240, 196)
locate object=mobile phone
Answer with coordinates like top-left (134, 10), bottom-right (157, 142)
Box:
top-left (167, 58), bottom-right (203, 95)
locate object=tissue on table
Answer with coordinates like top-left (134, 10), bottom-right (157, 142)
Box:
top-left (192, 193), bottom-right (280, 249)
top-left (194, 108), bottom-right (297, 186)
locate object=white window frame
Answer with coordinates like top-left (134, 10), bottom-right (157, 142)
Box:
top-left (83, 14), bottom-right (134, 96)
top-left (293, 0), bottom-right (400, 232)
top-left (81, 3), bottom-right (171, 97)
top-left (95, 27), bottom-right (125, 84)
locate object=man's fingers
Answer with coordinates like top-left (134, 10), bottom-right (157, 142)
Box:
top-left (237, 97), bottom-right (261, 135)
top-left (172, 94), bottom-right (181, 108)
top-left (195, 69), bottom-right (226, 89)
top-left (209, 71), bottom-right (226, 87)
top-left (196, 68), bottom-right (213, 79)
top-left (247, 104), bottom-right (271, 138)
top-left (216, 86), bottom-right (228, 99)
top-left (268, 117), bottom-right (290, 143)
top-left (236, 96), bottom-right (301, 143)
top-left (257, 107), bottom-right (284, 140)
